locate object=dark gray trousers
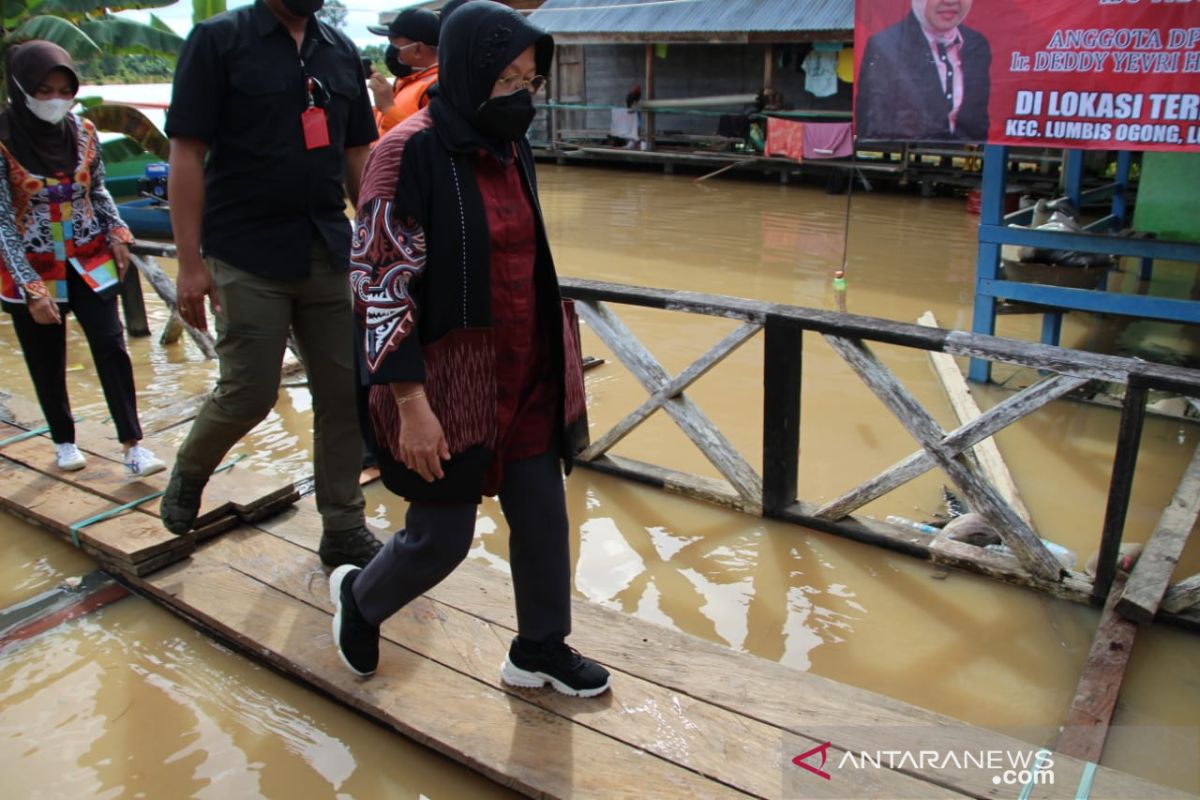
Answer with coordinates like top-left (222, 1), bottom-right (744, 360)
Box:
top-left (352, 450), bottom-right (572, 644)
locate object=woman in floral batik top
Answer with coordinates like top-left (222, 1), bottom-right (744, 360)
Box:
top-left (0, 40), bottom-right (163, 477)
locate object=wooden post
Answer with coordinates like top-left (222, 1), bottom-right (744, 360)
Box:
top-left (644, 43), bottom-right (656, 152)
top-left (1115, 438), bottom-right (1200, 623)
top-left (1093, 384), bottom-right (1147, 603)
top-left (762, 316), bottom-right (801, 515)
top-left (762, 44), bottom-right (774, 97)
top-left (1055, 573), bottom-right (1137, 763)
top-left (119, 264), bottom-right (151, 337)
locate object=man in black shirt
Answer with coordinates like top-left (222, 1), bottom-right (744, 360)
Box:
top-left (162, 0), bottom-right (382, 567)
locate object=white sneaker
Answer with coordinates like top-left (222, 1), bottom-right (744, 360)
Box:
top-left (55, 443), bottom-right (87, 471)
top-left (124, 445), bottom-right (166, 477)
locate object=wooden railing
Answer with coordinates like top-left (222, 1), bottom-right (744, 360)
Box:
top-left (560, 278), bottom-right (1200, 629)
top-left (125, 241), bottom-right (1199, 628)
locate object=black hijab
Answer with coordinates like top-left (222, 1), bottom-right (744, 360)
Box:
top-left (1, 40), bottom-right (80, 176)
top-left (430, 0), bottom-right (552, 159)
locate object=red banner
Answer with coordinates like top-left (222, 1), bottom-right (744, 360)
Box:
top-left (854, 0), bottom-right (1200, 151)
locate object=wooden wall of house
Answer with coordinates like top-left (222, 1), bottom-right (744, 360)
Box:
top-left (540, 42), bottom-right (854, 140)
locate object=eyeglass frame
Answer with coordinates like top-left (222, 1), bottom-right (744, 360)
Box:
top-left (493, 74), bottom-right (546, 95)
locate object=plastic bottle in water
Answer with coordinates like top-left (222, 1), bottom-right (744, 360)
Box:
top-left (885, 515), bottom-right (939, 535)
top-left (985, 539), bottom-right (1077, 569)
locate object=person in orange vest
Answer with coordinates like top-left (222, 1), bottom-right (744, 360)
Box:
top-left (367, 8), bottom-right (440, 137)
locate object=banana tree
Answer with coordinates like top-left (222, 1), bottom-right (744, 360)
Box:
top-left (1, 1), bottom-right (184, 101)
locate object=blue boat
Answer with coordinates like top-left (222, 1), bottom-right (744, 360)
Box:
top-left (116, 197), bottom-right (172, 239)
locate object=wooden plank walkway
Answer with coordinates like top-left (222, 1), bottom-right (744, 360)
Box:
top-left (1, 423), bottom-right (1195, 797)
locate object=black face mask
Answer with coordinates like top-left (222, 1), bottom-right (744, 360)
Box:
top-left (384, 45), bottom-right (412, 79)
top-left (282, 0), bottom-right (324, 17)
top-left (474, 90), bottom-right (536, 141)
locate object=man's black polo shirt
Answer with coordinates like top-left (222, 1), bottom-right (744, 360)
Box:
top-left (166, 0), bottom-right (377, 280)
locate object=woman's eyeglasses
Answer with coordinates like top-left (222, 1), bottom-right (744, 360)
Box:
top-left (494, 74), bottom-right (546, 95)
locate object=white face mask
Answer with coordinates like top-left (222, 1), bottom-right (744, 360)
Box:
top-left (15, 80), bottom-right (74, 125)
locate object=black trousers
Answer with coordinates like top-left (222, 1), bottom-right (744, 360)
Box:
top-left (353, 450), bottom-right (572, 644)
top-left (8, 265), bottom-right (142, 445)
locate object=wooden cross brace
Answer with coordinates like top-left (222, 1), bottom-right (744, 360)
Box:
top-left (823, 335), bottom-right (1065, 582)
top-left (575, 300), bottom-right (764, 508)
top-left (817, 371), bottom-right (1090, 521)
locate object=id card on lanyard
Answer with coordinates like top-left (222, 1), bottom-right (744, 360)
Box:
top-left (301, 74), bottom-right (330, 150)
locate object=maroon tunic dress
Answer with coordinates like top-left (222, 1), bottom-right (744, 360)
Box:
top-left (473, 146), bottom-right (559, 495)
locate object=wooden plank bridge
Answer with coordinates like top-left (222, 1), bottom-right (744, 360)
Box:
top-left (0, 414), bottom-right (1194, 798)
top-left (4, 245), bottom-right (1197, 796)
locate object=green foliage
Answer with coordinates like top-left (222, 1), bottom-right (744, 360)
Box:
top-left (192, 0), bottom-right (226, 24)
top-left (7, 14), bottom-right (101, 59)
top-left (38, 0), bottom-right (177, 16)
top-left (0, 0), bottom-right (183, 104)
top-left (78, 13), bottom-right (183, 57)
top-left (76, 52), bottom-right (174, 83)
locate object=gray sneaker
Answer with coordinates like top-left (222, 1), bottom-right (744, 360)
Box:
top-left (160, 469), bottom-right (208, 535)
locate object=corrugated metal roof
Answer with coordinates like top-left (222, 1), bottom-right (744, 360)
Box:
top-left (527, 0), bottom-right (853, 36)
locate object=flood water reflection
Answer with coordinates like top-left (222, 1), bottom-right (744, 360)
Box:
top-left (1, 164), bottom-right (1197, 796)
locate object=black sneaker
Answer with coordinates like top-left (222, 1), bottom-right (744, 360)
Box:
top-left (319, 525), bottom-right (383, 568)
top-left (160, 469), bottom-right (208, 535)
top-left (500, 637), bottom-right (611, 698)
top-left (329, 565), bottom-right (379, 677)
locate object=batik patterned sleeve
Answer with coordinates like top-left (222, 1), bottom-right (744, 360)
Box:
top-left (87, 144), bottom-right (134, 247)
top-left (349, 196), bottom-right (428, 383)
top-left (0, 157), bottom-right (40, 288)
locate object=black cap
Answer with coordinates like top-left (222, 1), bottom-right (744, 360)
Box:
top-left (367, 7), bottom-right (440, 45)
top-left (439, 0), bottom-right (475, 22)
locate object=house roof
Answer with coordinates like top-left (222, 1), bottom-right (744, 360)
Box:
top-left (527, 0), bottom-right (853, 43)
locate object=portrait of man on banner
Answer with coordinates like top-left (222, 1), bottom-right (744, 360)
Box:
top-left (856, 0), bottom-right (992, 142)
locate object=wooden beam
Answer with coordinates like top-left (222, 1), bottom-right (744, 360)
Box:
top-left (1162, 574), bottom-right (1200, 613)
top-left (1056, 574), bottom-right (1138, 763)
top-left (1115, 439), bottom-right (1200, 623)
top-left (578, 320), bottom-right (761, 461)
top-left (557, 278), bottom-right (1200, 395)
top-left (576, 301), bottom-right (763, 508)
top-left (919, 311), bottom-right (1033, 525)
top-left (0, 570), bottom-right (128, 650)
top-left (823, 335), bottom-right (1063, 580)
top-left (129, 254), bottom-right (218, 359)
top-left (817, 372), bottom-right (1087, 521)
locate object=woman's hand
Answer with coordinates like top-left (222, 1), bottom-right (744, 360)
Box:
top-left (395, 392), bottom-right (450, 482)
top-left (112, 242), bottom-right (131, 282)
top-left (28, 295), bottom-right (61, 325)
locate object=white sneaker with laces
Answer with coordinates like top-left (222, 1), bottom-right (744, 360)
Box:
top-left (55, 443), bottom-right (87, 471)
top-left (124, 445), bottom-right (166, 477)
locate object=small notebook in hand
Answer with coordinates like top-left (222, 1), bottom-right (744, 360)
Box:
top-left (70, 250), bottom-right (120, 294)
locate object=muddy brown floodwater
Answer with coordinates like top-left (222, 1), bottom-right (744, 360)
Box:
top-left (1, 164), bottom-right (1197, 797)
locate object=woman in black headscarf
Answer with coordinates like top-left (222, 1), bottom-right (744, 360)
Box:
top-left (330, 1), bottom-right (609, 697)
top-left (0, 41), bottom-right (164, 477)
